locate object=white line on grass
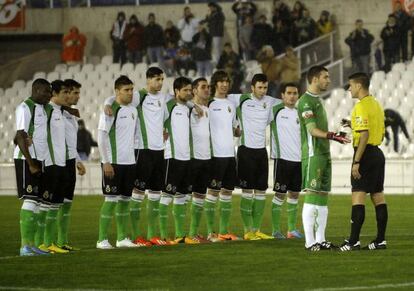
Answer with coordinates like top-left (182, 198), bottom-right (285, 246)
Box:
top-left (310, 282), bottom-right (414, 290)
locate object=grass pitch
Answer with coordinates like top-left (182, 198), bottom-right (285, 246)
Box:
top-left (0, 195), bottom-right (413, 291)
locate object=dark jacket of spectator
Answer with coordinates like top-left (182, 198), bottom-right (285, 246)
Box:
top-left (272, 0), bottom-right (291, 25)
top-left (144, 22), bottom-right (165, 48)
top-left (291, 1), bottom-right (305, 22)
top-left (381, 21), bottom-right (400, 53)
top-left (123, 16), bottom-right (145, 52)
top-left (164, 21), bottom-right (181, 47)
top-left (293, 9), bottom-right (317, 45)
top-left (192, 28), bottom-right (212, 61)
top-left (217, 48), bottom-right (241, 72)
top-left (77, 121), bottom-right (97, 158)
top-left (251, 17), bottom-right (273, 51)
top-left (205, 3), bottom-right (225, 37)
top-left (232, 0), bottom-right (257, 27)
top-left (345, 28), bottom-right (374, 57)
top-left (271, 19), bottom-right (290, 55)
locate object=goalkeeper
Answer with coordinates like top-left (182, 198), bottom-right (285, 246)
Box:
top-left (297, 66), bottom-right (350, 251)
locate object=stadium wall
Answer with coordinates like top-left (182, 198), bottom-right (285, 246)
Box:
top-left (0, 0), bottom-right (393, 58)
top-left (0, 159), bottom-right (413, 195)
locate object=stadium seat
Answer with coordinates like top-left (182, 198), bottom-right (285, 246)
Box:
top-left (67, 64), bottom-right (81, 74)
top-left (108, 63), bottom-right (121, 75)
top-left (12, 80), bottom-right (26, 90)
top-left (5, 88), bottom-right (18, 98)
top-left (95, 64), bottom-right (108, 73)
top-left (87, 71), bottom-right (100, 82)
top-left (0, 88), bottom-right (3, 97)
top-left (371, 71), bottom-right (385, 83)
top-left (47, 72), bottom-right (60, 81)
top-left (120, 63), bottom-right (134, 75)
top-left (382, 79), bottom-right (396, 91)
top-left (386, 71), bottom-right (400, 83)
top-left (54, 63), bottom-right (68, 73)
top-left (81, 64), bottom-right (94, 73)
top-left (60, 72), bottom-right (74, 80)
top-left (33, 71), bottom-right (47, 80)
top-left (330, 88), bottom-right (345, 101)
top-left (101, 55), bottom-right (113, 65)
top-left (18, 87), bottom-right (30, 98)
top-left (76, 71), bottom-right (88, 83)
top-left (391, 62), bottom-right (406, 73)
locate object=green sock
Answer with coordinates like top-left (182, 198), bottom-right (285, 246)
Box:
top-left (98, 200), bottom-right (116, 242)
top-left (159, 199), bottom-right (170, 240)
top-left (130, 195), bottom-right (144, 238)
top-left (44, 208), bottom-right (59, 247)
top-left (287, 198), bottom-right (299, 232)
top-left (240, 193), bottom-right (253, 233)
top-left (146, 194), bottom-right (160, 239)
top-left (116, 199), bottom-right (130, 241)
top-left (204, 195), bottom-right (217, 234)
top-left (173, 196), bottom-right (187, 238)
top-left (35, 206), bottom-right (48, 247)
top-left (219, 195), bottom-right (232, 235)
top-left (271, 197), bottom-right (284, 233)
top-left (57, 202), bottom-right (72, 246)
top-left (252, 195), bottom-right (266, 231)
top-left (189, 197), bottom-right (204, 238)
top-left (20, 207), bottom-right (36, 247)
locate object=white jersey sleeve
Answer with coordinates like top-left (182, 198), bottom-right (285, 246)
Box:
top-left (15, 103), bottom-right (31, 132)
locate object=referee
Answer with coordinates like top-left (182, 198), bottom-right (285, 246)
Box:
top-left (339, 72), bottom-right (388, 251)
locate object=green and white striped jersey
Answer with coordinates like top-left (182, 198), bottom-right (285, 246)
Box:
top-left (190, 104), bottom-right (210, 160)
top-left (45, 102), bottom-right (66, 167)
top-left (164, 99), bottom-right (190, 161)
top-left (269, 103), bottom-right (301, 162)
top-left (98, 101), bottom-right (138, 165)
top-left (13, 97), bottom-right (48, 161)
top-left (63, 110), bottom-right (79, 160)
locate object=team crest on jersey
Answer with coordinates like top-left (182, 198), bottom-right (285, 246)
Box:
top-left (310, 179), bottom-right (317, 188)
top-left (158, 100), bottom-right (161, 107)
top-left (228, 106), bottom-right (231, 113)
top-left (43, 191), bottom-right (49, 199)
top-left (26, 185), bottom-right (33, 193)
top-left (105, 185), bottom-right (111, 193)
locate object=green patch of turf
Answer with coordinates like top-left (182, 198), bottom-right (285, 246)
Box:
top-left (0, 195), bottom-right (413, 290)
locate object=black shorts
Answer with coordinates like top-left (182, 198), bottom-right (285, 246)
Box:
top-left (63, 159), bottom-right (76, 201)
top-left (273, 158), bottom-right (302, 193)
top-left (43, 165), bottom-right (67, 204)
top-left (190, 159), bottom-right (211, 194)
top-left (351, 145), bottom-right (385, 193)
top-left (102, 164), bottom-right (135, 196)
top-left (135, 149), bottom-right (165, 192)
top-left (164, 159), bottom-right (191, 195)
top-left (14, 159), bottom-right (44, 201)
top-left (209, 157), bottom-right (237, 191)
top-left (237, 146), bottom-right (268, 191)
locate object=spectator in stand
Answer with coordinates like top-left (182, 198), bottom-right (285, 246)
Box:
top-left (374, 41), bottom-right (383, 71)
top-left (251, 15), bottom-right (273, 56)
top-left (272, 18), bottom-right (290, 55)
top-left (385, 108), bottom-right (411, 153)
top-left (232, 0), bottom-right (257, 53)
top-left (177, 6), bottom-right (199, 48)
top-left (256, 45), bottom-right (282, 98)
top-left (163, 41), bottom-right (179, 76)
top-left (272, 0), bottom-right (291, 26)
top-left (279, 46), bottom-right (300, 86)
top-left (61, 26), bottom-right (87, 65)
top-left (205, 2), bottom-right (225, 64)
top-left (345, 19), bottom-right (374, 74)
top-left (144, 13), bottom-right (165, 64)
top-left (293, 8), bottom-right (317, 45)
top-left (192, 22), bottom-right (212, 77)
top-left (317, 10), bottom-right (333, 35)
top-left (110, 11), bottom-right (127, 65)
top-left (77, 119), bottom-right (97, 161)
top-left (239, 15), bottom-right (254, 61)
top-left (164, 20), bottom-right (181, 48)
top-left (176, 46), bottom-right (196, 76)
top-left (217, 42), bottom-right (243, 93)
top-left (291, 1), bottom-right (305, 22)
top-left (124, 15), bottom-right (144, 65)
top-left (411, 17), bottom-right (414, 59)
top-left (392, 1), bottom-right (410, 61)
top-left (381, 14), bottom-right (401, 72)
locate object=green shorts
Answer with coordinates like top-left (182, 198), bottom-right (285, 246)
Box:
top-left (302, 154), bottom-right (331, 193)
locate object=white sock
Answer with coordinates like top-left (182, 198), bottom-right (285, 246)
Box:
top-left (315, 205), bottom-right (328, 243)
top-left (302, 203), bottom-right (316, 248)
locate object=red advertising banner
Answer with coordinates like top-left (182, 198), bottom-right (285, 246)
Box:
top-left (392, 0), bottom-right (414, 14)
top-left (0, 0), bottom-right (25, 30)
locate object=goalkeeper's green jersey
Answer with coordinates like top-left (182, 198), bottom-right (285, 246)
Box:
top-left (297, 91), bottom-right (330, 158)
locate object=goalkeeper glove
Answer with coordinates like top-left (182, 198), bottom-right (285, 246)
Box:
top-left (326, 131), bottom-right (350, 144)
